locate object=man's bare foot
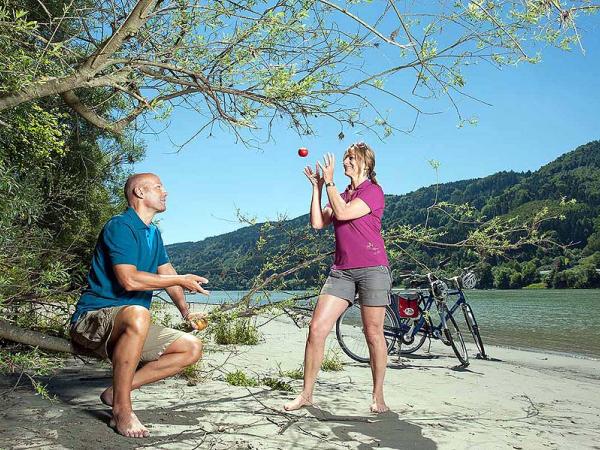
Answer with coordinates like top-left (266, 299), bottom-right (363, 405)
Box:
top-left (109, 410), bottom-right (149, 438)
top-left (100, 387), bottom-right (113, 407)
top-left (370, 398), bottom-right (390, 413)
top-left (284, 393), bottom-right (313, 411)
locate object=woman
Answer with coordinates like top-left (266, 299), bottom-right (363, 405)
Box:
top-left (284, 142), bottom-right (392, 413)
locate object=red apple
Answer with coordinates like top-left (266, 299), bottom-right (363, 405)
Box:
top-left (298, 147), bottom-right (309, 157)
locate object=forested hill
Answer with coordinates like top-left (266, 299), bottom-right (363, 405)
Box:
top-left (167, 141), bottom-right (600, 289)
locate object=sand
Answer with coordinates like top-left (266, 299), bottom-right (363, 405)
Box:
top-left (1, 304), bottom-right (599, 449)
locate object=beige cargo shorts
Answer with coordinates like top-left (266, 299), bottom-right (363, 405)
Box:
top-left (70, 306), bottom-right (185, 362)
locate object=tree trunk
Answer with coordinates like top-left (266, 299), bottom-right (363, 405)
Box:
top-left (0, 320), bottom-right (75, 354)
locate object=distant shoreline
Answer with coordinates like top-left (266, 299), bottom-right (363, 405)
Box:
top-left (178, 286), bottom-right (600, 292)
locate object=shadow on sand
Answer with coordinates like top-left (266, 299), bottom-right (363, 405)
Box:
top-left (3, 364), bottom-right (440, 449)
top-left (306, 406), bottom-right (437, 449)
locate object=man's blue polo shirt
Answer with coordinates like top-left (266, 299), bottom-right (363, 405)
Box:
top-left (71, 207), bottom-right (169, 324)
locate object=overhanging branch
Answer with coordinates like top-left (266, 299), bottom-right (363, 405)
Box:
top-left (61, 90), bottom-right (127, 134)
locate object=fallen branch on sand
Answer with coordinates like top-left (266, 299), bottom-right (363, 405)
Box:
top-left (0, 319), bottom-right (75, 354)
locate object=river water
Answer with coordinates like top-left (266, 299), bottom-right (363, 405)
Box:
top-left (186, 289), bottom-right (600, 359)
top-left (464, 289), bottom-right (599, 359)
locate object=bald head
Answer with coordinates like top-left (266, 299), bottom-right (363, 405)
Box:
top-left (124, 173), bottom-right (161, 205)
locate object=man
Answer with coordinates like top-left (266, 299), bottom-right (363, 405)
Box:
top-left (70, 173), bottom-right (208, 438)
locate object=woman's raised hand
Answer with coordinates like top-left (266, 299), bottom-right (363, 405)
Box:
top-left (317, 153), bottom-right (335, 183)
top-left (303, 164), bottom-right (324, 188)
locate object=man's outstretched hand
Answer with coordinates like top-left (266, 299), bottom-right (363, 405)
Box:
top-left (179, 274), bottom-right (210, 295)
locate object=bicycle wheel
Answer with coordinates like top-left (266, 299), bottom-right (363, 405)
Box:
top-left (462, 303), bottom-right (487, 359)
top-left (440, 305), bottom-right (469, 366)
top-left (398, 317), bottom-right (428, 354)
top-left (336, 304), bottom-right (398, 363)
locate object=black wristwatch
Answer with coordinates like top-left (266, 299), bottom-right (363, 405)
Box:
top-left (325, 181), bottom-right (335, 187)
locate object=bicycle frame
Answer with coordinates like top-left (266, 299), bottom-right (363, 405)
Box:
top-left (386, 289), bottom-right (467, 344)
top-left (447, 289), bottom-right (468, 316)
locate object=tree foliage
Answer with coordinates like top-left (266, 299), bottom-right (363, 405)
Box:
top-left (0, 1), bottom-right (144, 336)
top-left (0, 0), bottom-right (597, 141)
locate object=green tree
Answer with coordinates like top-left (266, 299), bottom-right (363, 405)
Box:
top-left (492, 266), bottom-right (512, 289)
top-left (521, 261), bottom-right (539, 286)
top-left (477, 263), bottom-right (494, 289)
top-left (509, 270), bottom-right (524, 289)
top-left (584, 216), bottom-right (600, 254)
top-left (0, 1), bottom-right (144, 338)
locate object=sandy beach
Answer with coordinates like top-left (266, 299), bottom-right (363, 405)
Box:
top-left (1, 304), bottom-right (599, 450)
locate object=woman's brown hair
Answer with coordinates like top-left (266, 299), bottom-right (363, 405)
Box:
top-left (345, 142), bottom-right (378, 185)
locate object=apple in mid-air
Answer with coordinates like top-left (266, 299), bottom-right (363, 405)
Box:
top-left (298, 147), bottom-right (309, 157)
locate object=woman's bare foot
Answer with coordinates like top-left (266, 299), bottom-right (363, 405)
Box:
top-left (109, 410), bottom-right (149, 438)
top-left (370, 397), bottom-right (389, 413)
top-left (100, 387), bottom-right (113, 407)
top-left (284, 393), bottom-right (313, 411)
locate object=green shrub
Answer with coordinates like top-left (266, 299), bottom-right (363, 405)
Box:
top-left (225, 370), bottom-right (258, 387)
top-left (261, 377), bottom-right (294, 392)
top-left (0, 348), bottom-right (63, 377)
top-left (321, 349), bottom-right (344, 372)
top-left (212, 317), bottom-right (260, 345)
top-left (181, 361), bottom-right (203, 386)
top-left (150, 301), bottom-right (175, 328)
top-left (0, 348), bottom-right (62, 401)
top-left (31, 379), bottom-right (55, 401)
top-left (278, 365), bottom-right (304, 380)
top-left (523, 282), bottom-right (547, 289)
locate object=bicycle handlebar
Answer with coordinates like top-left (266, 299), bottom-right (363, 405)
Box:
top-left (398, 269), bottom-right (476, 292)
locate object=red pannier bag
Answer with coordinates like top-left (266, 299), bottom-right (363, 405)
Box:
top-left (397, 293), bottom-right (420, 318)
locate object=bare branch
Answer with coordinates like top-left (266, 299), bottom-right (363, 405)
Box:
top-left (317, 0), bottom-right (414, 49)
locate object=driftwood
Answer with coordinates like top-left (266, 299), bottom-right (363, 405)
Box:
top-left (0, 319), bottom-right (76, 354)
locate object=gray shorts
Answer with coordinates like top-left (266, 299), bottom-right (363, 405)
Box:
top-left (70, 306), bottom-right (186, 362)
top-left (320, 265), bottom-right (392, 306)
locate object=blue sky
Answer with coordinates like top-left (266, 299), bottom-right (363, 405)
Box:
top-left (136, 14), bottom-right (600, 245)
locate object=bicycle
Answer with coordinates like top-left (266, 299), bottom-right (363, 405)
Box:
top-left (398, 270), bottom-right (487, 358)
top-left (335, 268), bottom-right (485, 367)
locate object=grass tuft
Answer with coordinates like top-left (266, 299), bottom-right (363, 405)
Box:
top-left (277, 364), bottom-right (304, 380)
top-left (225, 370), bottom-right (295, 392)
top-left (321, 348), bottom-right (344, 372)
top-left (212, 317), bottom-right (260, 345)
top-left (523, 282), bottom-right (547, 289)
top-left (261, 377), bottom-right (294, 392)
top-left (225, 370), bottom-right (258, 387)
top-left (180, 361), bottom-right (204, 386)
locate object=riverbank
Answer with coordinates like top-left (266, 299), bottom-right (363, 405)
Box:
top-left (1, 305), bottom-right (599, 449)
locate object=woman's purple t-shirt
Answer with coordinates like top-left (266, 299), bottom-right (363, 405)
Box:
top-left (329, 179), bottom-right (389, 269)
